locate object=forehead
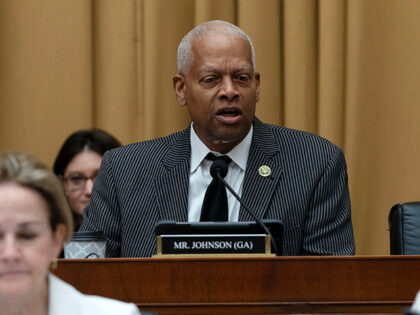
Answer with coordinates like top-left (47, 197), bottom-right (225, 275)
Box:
top-left (0, 183), bottom-right (49, 224)
top-left (65, 150), bottom-right (102, 174)
top-left (190, 33), bottom-right (253, 72)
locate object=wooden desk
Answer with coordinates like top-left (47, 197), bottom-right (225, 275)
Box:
top-left (54, 256), bottom-right (420, 314)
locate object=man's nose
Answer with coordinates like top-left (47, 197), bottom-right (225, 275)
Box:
top-left (219, 77), bottom-right (239, 101)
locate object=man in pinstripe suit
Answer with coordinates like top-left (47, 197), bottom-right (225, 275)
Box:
top-left (80, 20), bottom-right (355, 257)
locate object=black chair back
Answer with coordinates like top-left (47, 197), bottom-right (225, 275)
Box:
top-left (389, 202), bottom-right (420, 255)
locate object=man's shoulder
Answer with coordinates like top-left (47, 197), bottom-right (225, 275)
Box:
top-left (255, 119), bottom-right (342, 154)
top-left (105, 128), bottom-right (189, 161)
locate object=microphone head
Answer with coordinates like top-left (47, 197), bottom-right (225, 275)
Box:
top-left (210, 159), bottom-right (229, 179)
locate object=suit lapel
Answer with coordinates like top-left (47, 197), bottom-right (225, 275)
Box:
top-left (154, 127), bottom-right (191, 222)
top-left (153, 120), bottom-right (282, 223)
top-left (239, 118), bottom-right (283, 221)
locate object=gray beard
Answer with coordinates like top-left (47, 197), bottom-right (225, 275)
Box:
top-left (212, 139), bottom-right (231, 144)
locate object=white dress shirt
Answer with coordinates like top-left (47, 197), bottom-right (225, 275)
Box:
top-left (188, 123), bottom-right (253, 222)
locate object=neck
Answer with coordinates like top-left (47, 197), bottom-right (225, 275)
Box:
top-left (73, 212), bottom-right (83, 231)
top-left (191, 124), bottom-right (252, 155)
top-left (207, 142), bottom-right (237, 154)
top-left (0, 279), bottom-right (48, 315)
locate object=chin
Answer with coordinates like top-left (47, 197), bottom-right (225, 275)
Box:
top-left (0, 276), bottom-right (33, 298)
top-left (75, 204), bottom-right (88, 215)
top-left (212, 133), bottom-right (243, 145)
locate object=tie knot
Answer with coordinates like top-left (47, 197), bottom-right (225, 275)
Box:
top-left (205, 153), bottom-right (232, 165)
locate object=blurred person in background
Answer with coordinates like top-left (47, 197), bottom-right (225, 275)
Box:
top-left (0, 152), bottom-right (140, 315)
top-left (53, 129), bottom-right (121, 231)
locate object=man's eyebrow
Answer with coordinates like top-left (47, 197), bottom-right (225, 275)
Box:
top-left (235, 65), bottom-right (253, 72)
top-left (199, 66), bottom-right (219, 73)
top-left (199, 65), bottom-right (253, 73)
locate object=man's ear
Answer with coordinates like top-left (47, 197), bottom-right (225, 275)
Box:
top-left (255, 72), bottom-right (260, 103)
top-left (173, 74), bottom-right (187, 106)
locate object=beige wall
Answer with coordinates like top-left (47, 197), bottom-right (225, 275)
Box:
top-left (1, 0), bottom-right (420, 254)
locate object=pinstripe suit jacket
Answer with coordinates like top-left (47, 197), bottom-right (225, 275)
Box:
top-left (80, 118), bottom-right (355, 257)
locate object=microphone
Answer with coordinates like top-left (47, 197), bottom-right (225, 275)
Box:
top-left (210, 159), bottom-right (280, 256)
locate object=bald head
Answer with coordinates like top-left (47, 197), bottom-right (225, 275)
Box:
top-left (177, 20), bottom-right (256, 75)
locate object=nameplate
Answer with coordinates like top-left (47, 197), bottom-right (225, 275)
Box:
top-left (156, 234), bottom-right (271, 256)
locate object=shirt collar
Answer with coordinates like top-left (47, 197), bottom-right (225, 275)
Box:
top-left (190, 122), bottom-right (253, 173)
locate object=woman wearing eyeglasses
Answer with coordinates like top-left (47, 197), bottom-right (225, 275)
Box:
top-left (53, 129), bottom-right (121, 231)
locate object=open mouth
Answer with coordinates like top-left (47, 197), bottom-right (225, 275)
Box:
top-left (216, 107), bottom-right (242, 117)
top-left (215, 107), bottom-right (242, 124)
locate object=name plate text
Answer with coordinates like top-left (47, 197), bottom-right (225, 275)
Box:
top-left (156, 234), bottom-right (270, 256)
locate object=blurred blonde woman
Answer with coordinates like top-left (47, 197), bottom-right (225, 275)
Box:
top-left (0, 152), bottom-right (140, 315)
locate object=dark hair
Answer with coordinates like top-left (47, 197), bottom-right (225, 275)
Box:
top-left (53, 129), bottom-right (121, 176)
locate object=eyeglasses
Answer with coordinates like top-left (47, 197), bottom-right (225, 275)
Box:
top-left (62, 174), bottom-right (97, 191)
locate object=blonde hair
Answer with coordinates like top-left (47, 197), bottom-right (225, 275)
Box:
top-left (0, 152), bottom-right (73, 240)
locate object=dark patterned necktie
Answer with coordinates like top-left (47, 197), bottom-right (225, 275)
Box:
top-left (200, 153), bottom-right (232, 221)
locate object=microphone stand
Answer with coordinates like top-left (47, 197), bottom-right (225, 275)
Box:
top-left (216, 172), bottom-right (280, 256)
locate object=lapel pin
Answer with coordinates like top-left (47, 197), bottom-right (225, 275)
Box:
top-left (258, 165), bottom-right (271, 177)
